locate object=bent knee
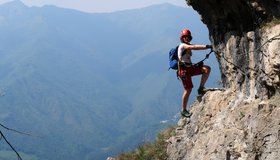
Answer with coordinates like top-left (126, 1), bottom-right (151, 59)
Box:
top-left (203, 65), bottom-right (211, 73)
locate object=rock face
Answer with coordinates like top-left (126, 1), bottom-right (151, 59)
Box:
top-left (167, 90), bottom-right (280, 160)
top-left (216, 25), bottom-right (280, 99)
top-left (187, 0), bottom-right (280, 99)
top-left (166, 1), bottom-right (280, 160)
top-left (188, 0), bottom-right (280, 42)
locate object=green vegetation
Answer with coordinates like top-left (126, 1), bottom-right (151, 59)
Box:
top-left (269, 18), bottom-right (280, 25)
top-left (262, 18), bottom-right (280, 28)
top-left (239, 111), bottom-right (245, 120)
top-left (116, 127), bottom-right (176, 160)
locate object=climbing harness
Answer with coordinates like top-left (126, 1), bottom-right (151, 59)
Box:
top-left (176, 49), bottom-right (213, 80)
top-left (179, 49), bottom-right (213, 69)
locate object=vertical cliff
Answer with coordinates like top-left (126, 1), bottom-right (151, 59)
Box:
top-left (187, 0), bottom-right (280, 99)
top-left (166, 0), bottom-right (280, 160)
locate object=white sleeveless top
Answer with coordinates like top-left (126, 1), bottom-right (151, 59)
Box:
top-left (178, 43), bottom-right (192, 63)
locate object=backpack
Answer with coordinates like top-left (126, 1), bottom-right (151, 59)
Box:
top-left (168, 45), bottom-right (213, 71)
top-left (168, 45), bottom-right (179, 70)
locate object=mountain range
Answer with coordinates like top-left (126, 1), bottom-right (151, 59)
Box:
top-left (0, 1), bottom-right (219, 160)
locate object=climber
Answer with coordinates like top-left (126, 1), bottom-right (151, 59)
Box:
top-left (178, 28), bottom-right (212, 118)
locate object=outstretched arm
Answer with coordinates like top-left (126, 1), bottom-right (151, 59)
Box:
top-left (184, 44), bottom-right (212, 50)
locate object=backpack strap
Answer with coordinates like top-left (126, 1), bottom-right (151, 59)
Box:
top-left (176, 48), bottom-right (187, 79)
top-left (177, 46), bottom-right (188, 71)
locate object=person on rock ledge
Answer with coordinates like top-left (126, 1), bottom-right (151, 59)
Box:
top-left (177, 28), bottom-right (212, 118)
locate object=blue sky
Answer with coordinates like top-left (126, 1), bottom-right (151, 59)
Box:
top-left (0, 0), bottom-right (187, 13)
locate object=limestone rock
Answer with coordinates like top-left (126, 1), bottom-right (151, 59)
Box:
top-left (187, 0), bottom-right (280, 99)
top-left (166, 1), bottom-right (280, 160)
top-left (166, 90), bottom-right (280, 160)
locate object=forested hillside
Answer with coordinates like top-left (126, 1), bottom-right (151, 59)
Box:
top-left (0, 1), bottom-right (219, 160)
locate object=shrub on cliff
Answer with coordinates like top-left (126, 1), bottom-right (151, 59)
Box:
top-left (116, 127), bottom-right (176, 160)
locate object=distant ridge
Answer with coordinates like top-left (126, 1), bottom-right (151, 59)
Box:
top-left (0, 2), bottom-right (217, 160)
top-left (0, 0), bottom-right (186, 14)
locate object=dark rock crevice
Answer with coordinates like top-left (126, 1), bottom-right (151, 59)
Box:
top-left (186, 0), bottom-right (280, 43)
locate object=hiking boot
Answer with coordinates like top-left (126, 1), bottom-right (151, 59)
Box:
top-left (198, 87), bottom-right (206, 95)
top-left (181, 110), bottom-right (192, 118)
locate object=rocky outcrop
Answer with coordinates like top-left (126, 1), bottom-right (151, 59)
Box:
top-left (216, 25), bottom-right (280, 100)
top-left (166, 1), bottom-right (280, 160)
top-left (167, 89), bottom-right (280, 160)
top-left (187, 0), bottom-right (280, 99)
top-left (187, 0), bottom-right (280, 42)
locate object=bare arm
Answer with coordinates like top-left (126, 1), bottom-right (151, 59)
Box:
top-left (184, 44), bottom-right (208, 50)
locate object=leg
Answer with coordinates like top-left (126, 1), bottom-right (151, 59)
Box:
top-left (178, 69), bottom-right (193, 117)
top-left (182, 88), bottom-right (192, 111)
top-left (199, 65), bottom-right (211, 88)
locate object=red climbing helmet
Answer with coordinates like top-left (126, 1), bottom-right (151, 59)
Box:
top-left (180, 29), bottom-right (192, 41)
